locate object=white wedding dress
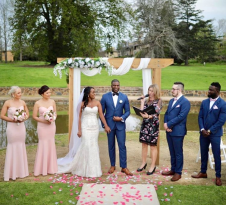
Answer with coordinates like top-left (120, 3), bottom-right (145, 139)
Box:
top-left (58, 106), bottom-right (102, 177)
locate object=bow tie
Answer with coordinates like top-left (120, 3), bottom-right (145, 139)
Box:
top-left (210, 98), bottom-right (216, 101)
top-left (174, 98), bottom-right (177, 101)
top-left (112, 92), bottom-right (119, 96)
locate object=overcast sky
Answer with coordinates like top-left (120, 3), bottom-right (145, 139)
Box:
top-left (196, 0), bottom-right (226, 24)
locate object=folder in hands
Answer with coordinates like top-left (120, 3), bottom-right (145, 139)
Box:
top-left (132, 105), bottom-right (156, 117)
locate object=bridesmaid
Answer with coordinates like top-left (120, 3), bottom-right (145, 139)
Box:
top-left (0, 86), bottom-right (29, 181)
top-left (33, 85), bottom-right (58, 176)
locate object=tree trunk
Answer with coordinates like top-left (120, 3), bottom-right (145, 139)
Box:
top-left (185, 57), bottom-right (188, 66)
top-left (20, 47), bottom-right (22, 61)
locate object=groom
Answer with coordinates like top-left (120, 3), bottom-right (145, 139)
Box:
top-left (101, 79), bottom-right (133, 176)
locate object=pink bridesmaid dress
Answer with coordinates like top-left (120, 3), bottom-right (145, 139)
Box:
top-left (4, 106), bottom-right (29, 181)
top-left (34, 106), bottom-right (57, 176)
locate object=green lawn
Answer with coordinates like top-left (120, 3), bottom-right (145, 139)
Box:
top-left (0, 61), bottom-right (226, 90)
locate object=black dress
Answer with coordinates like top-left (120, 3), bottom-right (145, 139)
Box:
top-left (139, 99), bottom-right (162, 146)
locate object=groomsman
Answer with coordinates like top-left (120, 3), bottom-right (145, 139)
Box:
top-left (192, 82), bottom-right (226, 186)
top-left (162, 82), bottom-right (191, 181)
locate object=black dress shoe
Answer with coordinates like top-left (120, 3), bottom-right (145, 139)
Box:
top-left (137, 163), bottom-right (147, 172)
top-left (147, 167), bottom-right (156, 175)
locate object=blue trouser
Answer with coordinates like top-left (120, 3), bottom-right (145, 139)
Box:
top-left (200, 135), bottom-right (221, 178)
top-left (107, 128), bottom-right (127, 168)
top-left (166, 134), bottom-right (185, 175)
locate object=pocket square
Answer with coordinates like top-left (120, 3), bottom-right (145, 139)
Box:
top-left (176, 105), bottom-right (180, 108)
top-left (213, 105), bottom-right (218, 109)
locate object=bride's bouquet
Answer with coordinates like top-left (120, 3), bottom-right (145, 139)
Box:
top-left (13, 109), bottom-right (27, 125)
top-left (43, 110), bottom-right (56, 123)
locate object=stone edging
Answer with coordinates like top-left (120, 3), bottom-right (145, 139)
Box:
top-left (0, 87), bottom-right (226, 98)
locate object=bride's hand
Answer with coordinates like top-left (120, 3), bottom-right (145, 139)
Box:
top-left (77, 130), bottom-right (82, 137)
top-left (104, 125), bottom-right (111, 134)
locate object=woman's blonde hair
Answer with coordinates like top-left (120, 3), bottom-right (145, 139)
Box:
top-left (8, 86), bottom-right (20, 97)
top-left (148, 84), bottom-right (160, 100)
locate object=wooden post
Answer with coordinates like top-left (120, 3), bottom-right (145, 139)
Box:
top-left (151, 67), bottom-right (162, 165)
top-left (68, 68), bottom-right (74, 139)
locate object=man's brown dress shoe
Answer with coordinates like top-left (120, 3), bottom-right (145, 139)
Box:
top-left (216, 177), bottom-right (222, 186)
top-left (121, 168), bottom-right (133, 176)
top-left (171, 173), bottom-right (181, 181)
top-left (191, 172), bottom-right (207, 178)
top-left (108, 166), bottom-right (115, 174)
top-left (162, 170), bottom-right (175, 176)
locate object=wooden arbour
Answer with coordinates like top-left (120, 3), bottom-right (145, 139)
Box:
top-left (57, 58), bottom-right (174, 164)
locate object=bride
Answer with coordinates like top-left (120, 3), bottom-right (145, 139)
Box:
top-left (58, 87), bottom-right (111, 177)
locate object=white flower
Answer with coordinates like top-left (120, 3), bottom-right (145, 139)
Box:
top-left (85, 58), bottom-right (90, 62)
top-left (95, 61), bottom-right (100, 66)
top-left (68, 58), bottom-right (72, 64)
top-left (119, 100), bottom-right (123, 103)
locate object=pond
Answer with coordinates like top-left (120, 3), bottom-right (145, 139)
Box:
top-left (0, 106), bottom-right (225, 148)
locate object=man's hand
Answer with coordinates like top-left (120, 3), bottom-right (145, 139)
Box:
top-left (113, 116), bottom-right (122, 122)
top-left (164, 123), bottom-right (168, 130)
top-left (201, 130), bottom-right (210, 137)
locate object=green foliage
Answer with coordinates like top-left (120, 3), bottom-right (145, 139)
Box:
top-left (11, 0), bottom-right (132, 64)
top-left (174, 0), bottom-right (218, 65)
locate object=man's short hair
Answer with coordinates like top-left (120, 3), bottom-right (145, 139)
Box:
top-left (174, 82), bottom-right (184, 92)
top-left (211, 82), bottom-right (221, 91)
top-left (111, 79), bottom-right (120, 85)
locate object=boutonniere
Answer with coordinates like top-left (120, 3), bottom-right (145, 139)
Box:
top-left (119, 100), bottom-right (123, 103)
top-left (213, 105), bottom-right (218, 109)
top-left (176, 105), bottom-right (180, 108)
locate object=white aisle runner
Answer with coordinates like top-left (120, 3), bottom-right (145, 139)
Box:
top-left (77, 184), bottom-right (160, 205)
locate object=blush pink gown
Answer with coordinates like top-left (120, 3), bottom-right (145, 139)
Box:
top-left (33, 106), bottom-right (58, 176)
top-left (4, 106), bottom-right (29, 181)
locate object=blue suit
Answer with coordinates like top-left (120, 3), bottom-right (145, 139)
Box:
top-left (164, 96), bottom-right (191, 175)
top-left (198, 97), bottom-right (226, 177)
top-left (101, 92), bottom-right (130, 168)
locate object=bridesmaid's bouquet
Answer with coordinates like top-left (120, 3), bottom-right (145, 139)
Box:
top-left (43, 110), bottom-right (56, 122)
top-left (13, 109), bottom-right (27, 125)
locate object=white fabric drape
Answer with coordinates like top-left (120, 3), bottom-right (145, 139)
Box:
top-left (111, 58), bottom-right (134, 75)
top-left (132, 58), bottom-right (152, 95)
top-left (57, 69), bottom-right (82, 165)
top-left (57, 58), bottom-right (153, 166)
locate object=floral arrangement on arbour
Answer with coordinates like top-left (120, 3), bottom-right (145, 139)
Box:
top-left (53, 57), bottom-right (114, 78)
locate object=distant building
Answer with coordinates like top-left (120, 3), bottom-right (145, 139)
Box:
top-left (2, 51), bottom-right (14, 61)
top-left (99, 48), bottom-right (119, 58)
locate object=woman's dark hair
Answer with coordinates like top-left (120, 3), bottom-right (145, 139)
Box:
top-left (82, 86), bottom-right (94, 109)
top-left (38, 85), bottom-right (50, 95)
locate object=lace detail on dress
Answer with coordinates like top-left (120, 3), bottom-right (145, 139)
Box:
top-left (58, 106), bottom-right (102, 177)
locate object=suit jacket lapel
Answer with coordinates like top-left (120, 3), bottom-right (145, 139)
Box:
top-left (209, 97), bottom-right (220, 113)
top-left (108, 92), bottom-right (115, 108)
top-left (115, 92), bottom-right (122, 109)
top-left (169, 96), bottom-right (184, 111)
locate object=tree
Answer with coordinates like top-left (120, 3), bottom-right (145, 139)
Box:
top-left (11, 0), bottom-right (132, 64)
top-left (0, 0), bottom-right (14, 63)
top-left (193, 20), bottom-right (219, 62)
top-left (173, 0), bottom-right (218, 65)
top-left (132, 0), bottom-right (183, 58)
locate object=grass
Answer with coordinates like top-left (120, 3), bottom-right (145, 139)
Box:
top-left (156, 185), bottom-right (226, 204)
top-left (0, 182), bottom-right (81, 205)
top-left (0, 61), bottom-right (226, 90)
